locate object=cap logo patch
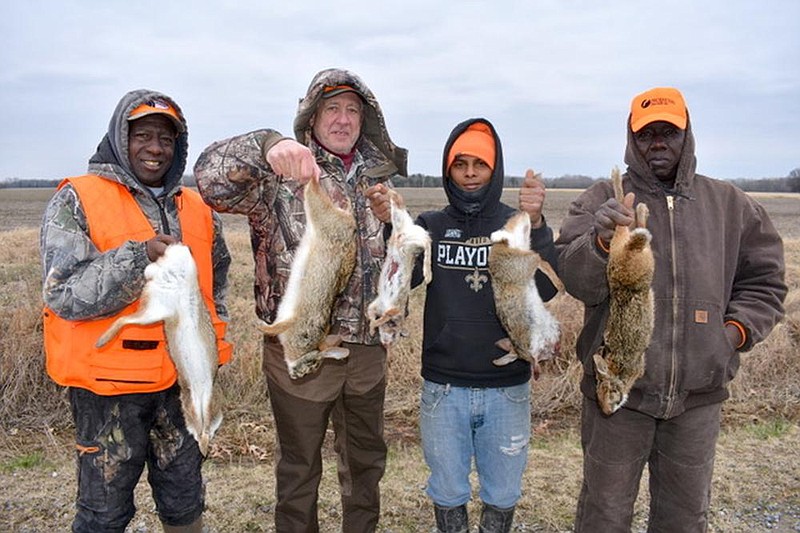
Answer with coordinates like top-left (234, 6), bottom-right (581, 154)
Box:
top-left (641, 97), bottom-right (677, 109)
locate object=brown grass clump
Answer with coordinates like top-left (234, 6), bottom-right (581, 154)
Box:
top-left (0, 228), bottom-right (68, 430)
top-left (727, 288), bottom-right (800, 422)
top-left (725, 238), bottom-right (800, 423)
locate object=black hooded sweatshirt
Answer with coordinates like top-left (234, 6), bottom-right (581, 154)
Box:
top-left (415, 118), bottom-right (558, 387)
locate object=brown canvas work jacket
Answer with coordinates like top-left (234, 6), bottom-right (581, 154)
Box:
top-left (556, 117), bottom-right (786, 419)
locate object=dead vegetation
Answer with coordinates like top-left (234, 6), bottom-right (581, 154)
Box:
top-left (1, 187), bottom-right (799, 531)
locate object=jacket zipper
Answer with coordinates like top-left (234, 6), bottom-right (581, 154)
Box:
top-left (142, 186), bottom-right (172, 235)
top-left (349, 162), bottom-right (373, 342)
top-left (665, 194), bottom-right (678, 417)
top-left (158, 198), bottom-right (171, 235)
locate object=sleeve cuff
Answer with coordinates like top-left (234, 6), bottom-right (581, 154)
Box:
top-left (595, 234), bottom-right (610, 254)
top-left (724, 319), bottom-right (747, 349)
top-left (261, 133), bottom-right (295, 160)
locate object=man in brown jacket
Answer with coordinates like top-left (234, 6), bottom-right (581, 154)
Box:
top-left (555, 87), bottom-right (786, 532)
top-left (194, 68), bottom-right (405, 532)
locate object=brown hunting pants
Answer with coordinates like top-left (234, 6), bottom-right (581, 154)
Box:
top-left (575, 396), bottom-right (721, 533)
top-left (264, 340), bottom-right (387, 533)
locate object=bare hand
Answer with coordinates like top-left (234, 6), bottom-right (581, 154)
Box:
top-left (266, 139), bottom-right (321, 185)
top-left (594, 192), bottom-right (635, 244)
top-left (366, 183), bottom-right (404, 223)
top-left (519, 169), bottom-right (545, 228)
top-left (145, 234), bottom-right (179, 262)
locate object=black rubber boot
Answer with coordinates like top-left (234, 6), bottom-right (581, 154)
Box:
top-left (478, 502), bottom-right (515, 533)
top-left (434, 503), bottom-right (469, 533)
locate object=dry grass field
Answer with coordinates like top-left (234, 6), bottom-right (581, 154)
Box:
top-left (0, 186), bottom-right (798, 532)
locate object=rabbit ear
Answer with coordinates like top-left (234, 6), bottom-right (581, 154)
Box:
top-left (389, 197), bottom-right (403, 228)
top-left (593, 352), bottom-right (610, 378)
top-left (611, 166), bottom-right (623, 202)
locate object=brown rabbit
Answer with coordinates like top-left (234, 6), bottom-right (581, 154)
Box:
top-left (488, 210), bottom-right (562, 368)
top-left (257, 175), bottom-right (357, 379)
top-left (594, 167), bottom-right (655, 415)
top-left (367, 199), bottom-right (432, 346)
top-left (96, 244), bottom-right (221, 456)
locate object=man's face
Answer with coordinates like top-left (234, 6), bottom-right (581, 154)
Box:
top-left (128, 114), bottom-right (177, 187)
top-left (633, 121), bottom-right (686, 182)
top-left (311, 92), bottom-right (363, 154)
top-left (449, 155), bottom-right (492, 192)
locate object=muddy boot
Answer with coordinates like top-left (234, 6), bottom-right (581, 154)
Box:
top-left (434, 503), bottom-right (469, 533)
top-left (479, 502), bottom-right (515, 533)
top-left (162, 516), bottom-right (203, 533)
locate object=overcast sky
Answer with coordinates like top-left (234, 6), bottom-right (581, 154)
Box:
top-left (2, 1), bottom-right (799, 181)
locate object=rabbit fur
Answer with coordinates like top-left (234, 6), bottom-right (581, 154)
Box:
top-left (488, 210), bottom-right (562, 367)
top-left (593, 167), bottom-right (655, 415)
top-left (367, 200), bottom-right (432, 346)
top-left (257, 175), bottom-right (357, 379)
top-left (96, 243), bottom-right (221, 456)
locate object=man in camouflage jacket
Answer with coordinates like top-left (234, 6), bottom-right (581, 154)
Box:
top-left (41, 89), bottom-right (231, 533)
top-left (194, 68), bottom-right (407, 532)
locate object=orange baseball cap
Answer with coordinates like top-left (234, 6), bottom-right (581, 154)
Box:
top-left (447, 123), bottom-right (496, 171)
top-left (322, 84), bottom-right (364, 99)
top-left (128, 98), bottom-right (185, 133)
top-left (630, 87), bottom-right (687, 132)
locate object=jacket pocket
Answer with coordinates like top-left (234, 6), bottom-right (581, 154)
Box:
top-left (679, 302), bottom-right (737, 393)
top-left (89, 347), bottom-right (166, 384)
top-left (499, 382), bottom-right (531, 403)
top-left (420, 380), bottom-right (449, 415)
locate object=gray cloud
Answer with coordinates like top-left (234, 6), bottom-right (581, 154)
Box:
top-left (2, 0), bottom-right (798, 180)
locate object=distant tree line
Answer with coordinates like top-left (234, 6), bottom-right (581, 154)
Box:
top-left (394, 171), bottom-right (800, 193)
top-left (3, 169), bottom-right (799, 193)
top-left (0, 178), bottom-right (61, 189)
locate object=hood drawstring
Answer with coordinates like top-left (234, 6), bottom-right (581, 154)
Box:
top-left (655, 180), bottom-right (696, 201)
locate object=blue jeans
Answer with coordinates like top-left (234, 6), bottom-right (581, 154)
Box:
top-left (420, 380), bottom-right (531, 509)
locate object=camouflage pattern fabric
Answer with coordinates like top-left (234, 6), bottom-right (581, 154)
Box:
top-left (194, 69), bottom-right (408, 344)
top-left (41, 89), bottom-right (230, 322)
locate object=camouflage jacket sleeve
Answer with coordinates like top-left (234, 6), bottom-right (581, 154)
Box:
top-left (211, 211), bottom-right (231, 321)
top-left (193, 129), bottom-right (286, 217)
top-left (40, 184), bottom-right (150, 320)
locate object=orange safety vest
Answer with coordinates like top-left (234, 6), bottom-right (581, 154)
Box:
top-left (43, 175), bottom-right (233, 395)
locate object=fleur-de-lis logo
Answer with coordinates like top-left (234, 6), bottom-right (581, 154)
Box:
top-left (465, 267), bottom-right (487, 292)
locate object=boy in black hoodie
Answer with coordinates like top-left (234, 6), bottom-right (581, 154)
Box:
top-left (412, 118), bottom-right (558, 533)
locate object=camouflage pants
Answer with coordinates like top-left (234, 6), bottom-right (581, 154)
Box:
top-left (69, 385), bottom-right (204, 533)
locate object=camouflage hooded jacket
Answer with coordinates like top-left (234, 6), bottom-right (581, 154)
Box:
top-left (41, 89), bottom-right (231, 321)
top-left (194, 68), bottom-right (408, 344)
